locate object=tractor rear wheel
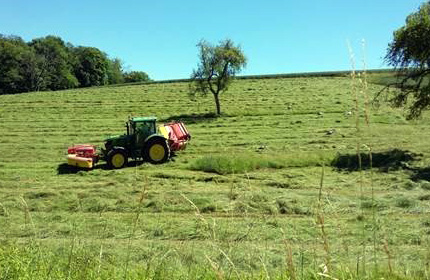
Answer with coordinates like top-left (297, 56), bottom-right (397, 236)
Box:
top-left (143, 138), bottom-right (170, 164)
top-left (107, 148), bottom-right (128, 169)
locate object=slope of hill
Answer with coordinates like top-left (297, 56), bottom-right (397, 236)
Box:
top-left (0, 75), bottom-right (429, 279)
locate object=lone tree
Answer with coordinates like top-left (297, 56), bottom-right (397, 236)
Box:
top-left (384, 1), bottom-right (430, 119)
top-left (190, 39), bottom-right (246, 115)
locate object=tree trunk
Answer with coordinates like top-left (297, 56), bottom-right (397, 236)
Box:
top-left (214, 92), bottom-right (221, 115)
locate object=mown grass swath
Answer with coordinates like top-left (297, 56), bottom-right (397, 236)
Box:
top-left (0, 71), bottom-right (429, 279)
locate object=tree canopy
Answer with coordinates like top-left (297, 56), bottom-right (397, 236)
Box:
top-left (0, 35), bottom-right (33, 94)
top-left (72, 46), bottom-right (109, 87)
top-left (107, 58), bottom-right (124, 85)
top-left (0, 34), bottom-right (150, 94)
top-left (29, 36), bottom-right (78, 90)
top-left (123, 71), bottom-right (151, 83)
top-left (384, 1), bottom-right (430, 118)
top-left (190, 39), bottom-right (247, 115)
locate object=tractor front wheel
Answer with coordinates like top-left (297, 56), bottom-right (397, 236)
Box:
top-left (107, 148), bottom-right (128, 169)
top-left (143, 138), bottom-right (170, 164)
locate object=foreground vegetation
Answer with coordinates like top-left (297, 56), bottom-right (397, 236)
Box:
top-left (0, 73), bottom-right (429, 279)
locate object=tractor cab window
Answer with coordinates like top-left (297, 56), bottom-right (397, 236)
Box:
top-left (134, 121), bottom-right (152, 146)
top-left (136, 121), bottom-right (155, 137)
top-left (127, 122), bottom-right (135, 135)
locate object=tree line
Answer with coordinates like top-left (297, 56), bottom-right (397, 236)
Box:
top-left (0, 34), bottom-right (150, 94)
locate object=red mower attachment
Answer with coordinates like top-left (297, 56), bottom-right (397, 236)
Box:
top-left (162, 122), bottom-right (191, 151)
top-left (67, 144), bottom-right (99, 169)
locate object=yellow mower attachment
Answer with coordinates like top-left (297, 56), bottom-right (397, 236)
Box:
top-left (67, 154), bottom-right (95, 169)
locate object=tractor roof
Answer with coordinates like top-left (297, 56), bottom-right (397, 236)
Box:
top-left (131, 117), bottom-right (157, 123)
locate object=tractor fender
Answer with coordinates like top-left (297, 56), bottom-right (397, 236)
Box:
top-left (112, 146), bottom-right (128, 153)
top-left (143, 134), bottom-right (167, 144)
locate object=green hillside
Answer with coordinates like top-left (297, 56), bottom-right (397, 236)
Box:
top-left (0, 74), bottom-right (429, 279)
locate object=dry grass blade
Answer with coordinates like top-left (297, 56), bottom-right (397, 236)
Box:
top-left (316, 165), bottom-right (331, 274)
top-left (219, 248), bottom-right (241, 280)
top-left (205, 254), bottom-right (225, 280)
top-left (383, 238), bottom-right (393, 274)
top-left (284, 239), bottom-right (296, 280)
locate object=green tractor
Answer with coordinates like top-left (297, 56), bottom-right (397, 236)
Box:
top-left (67, 117), bottom-right (190, 169)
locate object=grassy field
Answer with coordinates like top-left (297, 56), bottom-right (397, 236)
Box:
top-left (0, 73), bottom-right (430, 279)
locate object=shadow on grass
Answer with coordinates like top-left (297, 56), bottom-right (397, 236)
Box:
top-left (160, 112), bottom-right (220, 124)
top-left (411, 167), bottom-right (430, 182)
top-left (57, 160), bottom-right (147, 175)
top-left (332, 149), bottom-right (421, 172)
top-left (57, 163), bottom-right (81, 175)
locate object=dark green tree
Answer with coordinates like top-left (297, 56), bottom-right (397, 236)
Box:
top-left (107, 58), bottom-right (124, 84)
top-left (384, 1), bottom-right (430, 119)
top-left (190, 39), bottom-right (247, 115)
top-left (123, 71), bottom-right (150, 83)
top-left (72, 46), bottom-right (109, 87)
top-left (29, 36), bottom-right (78, 90)
top-left (0, 35), bottom-right (39, 94)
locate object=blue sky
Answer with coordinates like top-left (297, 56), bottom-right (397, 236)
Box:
top-left (0, 0), bottom-right (425, 80)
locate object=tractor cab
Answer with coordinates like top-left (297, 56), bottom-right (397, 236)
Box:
top-left (126, 117), bottom-right (157, 139)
